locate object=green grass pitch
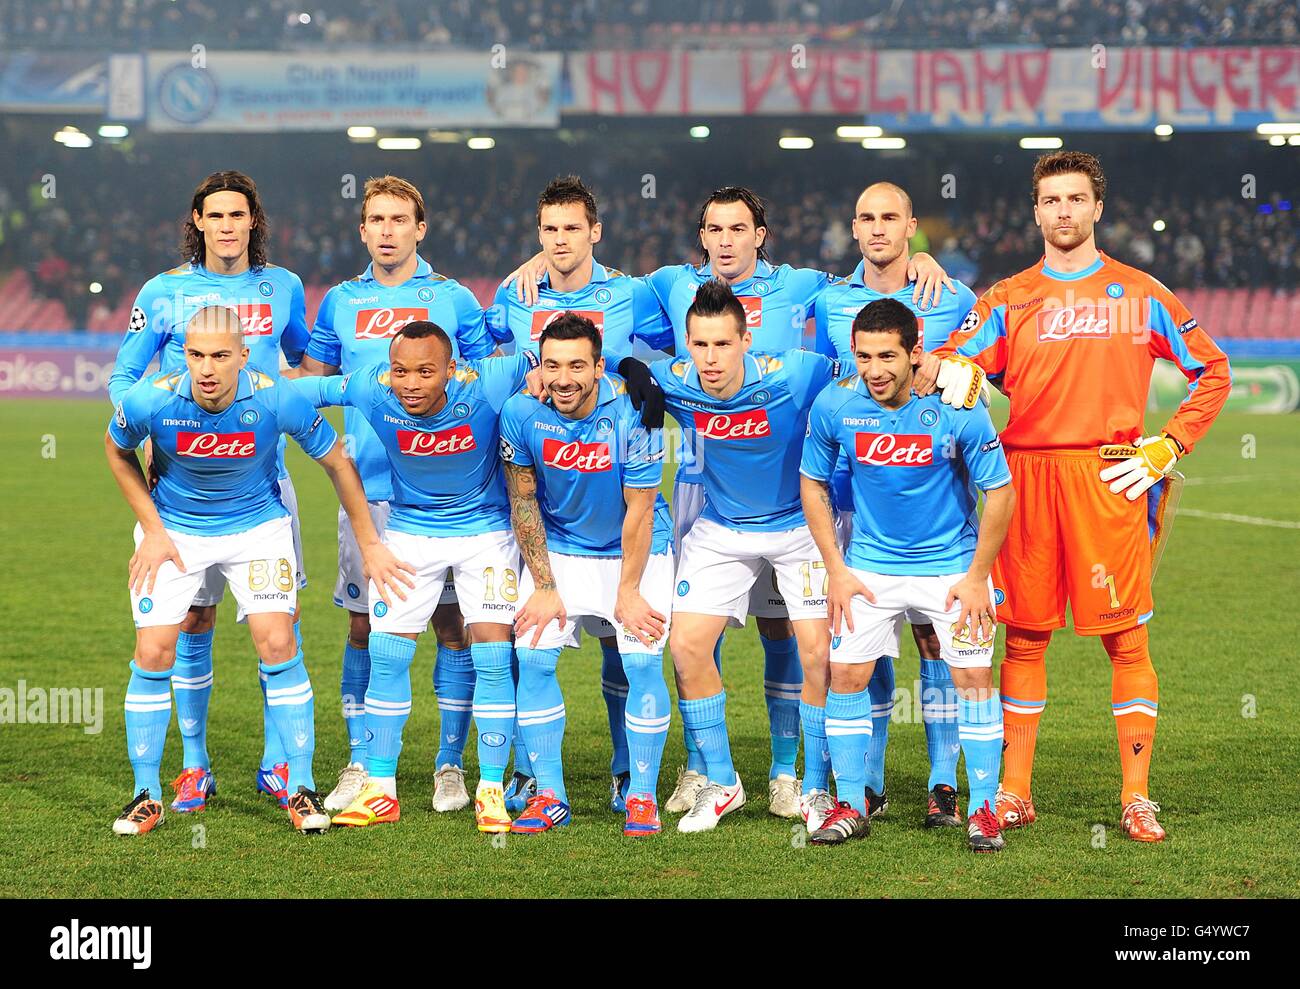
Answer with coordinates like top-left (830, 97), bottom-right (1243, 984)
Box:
top-left (1, 399), bottom-right (1296, 898)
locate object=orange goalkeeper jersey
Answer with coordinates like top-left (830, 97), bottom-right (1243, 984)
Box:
top-left (935, 252), bottom-right (1231, 454)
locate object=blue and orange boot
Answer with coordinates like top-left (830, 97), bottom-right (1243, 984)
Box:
top-left (256, 762), bottom-right (289, 808)
top-left (169, 767), bottom-right (216, 813)
top-left (624, 795), bottom-right (662, 837)
top-left (510, 791), bottom-right (571, 833)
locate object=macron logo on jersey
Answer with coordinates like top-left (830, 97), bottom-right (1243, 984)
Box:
top-left (855, 432), bottom-right (933, 467)
top-left (396, 425), bottom-right (476, 457)
top-left (693, 408), bottom-right (771, 440)
top-left (236, 303), bottom-right (274, 337)
top-left (542, 438), bottom-right (612, 472)
top-left (1037, 305), bottom-right (1111, 342)
top-left (176, 431), bottom-right (257, 458)
top-left (356, 308), bottom-right (428, 340)
top-left (530, 309), bottom-right (604, 341)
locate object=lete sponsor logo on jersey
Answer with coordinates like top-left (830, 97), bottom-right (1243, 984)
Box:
top-left (176, 431), bottom-right (257, 458)
top-left (396, 424), bottom-right (476, 456)
top-left (737, 296), bottom-right (762, 328)
top-left (235, 303), bottom-right (275, 336)
top-left (1037, 304), bottom-right (1111, 342)
top-left (541, 438), bottom-right (612, 472)
top-left (530, 308), bottom-right (604, 341)
top-left (356, 307), bottom-right (428, 340)
top-left (692, 408), bottom-right (771, 440)
top-left (855, 432), bottom-right (933, 466)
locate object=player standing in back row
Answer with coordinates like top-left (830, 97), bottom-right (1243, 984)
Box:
top-left (917, 151), bottom-right (1231, 841)
top-left (296, 176), bottom-right (500, 816)
top-left (814, 182), bottom-right (980, 828)
top-left (109, 170), bottom-right (311, 816)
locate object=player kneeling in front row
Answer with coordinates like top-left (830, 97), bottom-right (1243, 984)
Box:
top-left (106, 306), bottom-right (407, 835)
top-left (799, 299), bottom-right (1015, 851)
top-left (293, 322), bottom-right (539, 833)
top-left (502, 313), bottom-right (674, 836)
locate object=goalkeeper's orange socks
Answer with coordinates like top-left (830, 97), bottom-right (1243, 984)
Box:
top-left (1105, 624), bottom-right (1158, 803)
top-left (998, 626), bottom-right (1050, 798)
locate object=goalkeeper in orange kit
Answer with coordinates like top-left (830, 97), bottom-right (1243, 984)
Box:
top-left (916, 151), bottom-right (1231, 841)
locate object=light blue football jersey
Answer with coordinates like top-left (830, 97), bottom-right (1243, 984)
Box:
top-left (109, 261), bottom-right (310, 478)
top-left (800, 375), bottom-right (1011, 575)
top-left (486, 259), bottom-right (671, 366)
top-left (651, 349), bottom-right (838, 532)
top-left (292, 353), bottom-right (537, 537)
top-left (499, 373), bottom-right (672, 557)
top-left (306, 257), bottom-right (498, 502)
top-left (109, 367), bottom-right (336, 536)
top-left (812, 261), bottom-right (979, 512)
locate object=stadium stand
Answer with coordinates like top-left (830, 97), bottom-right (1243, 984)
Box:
top-left (2, 0), bottom-right (1296, 50)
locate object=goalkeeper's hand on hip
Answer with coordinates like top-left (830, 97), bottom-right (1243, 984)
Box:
top-left (1098, 434), bottom-right (1182, 501)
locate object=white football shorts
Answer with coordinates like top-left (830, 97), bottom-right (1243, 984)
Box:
top-left (672, 477), bottom-right (789, 622)
top-left (829, 568), bottom-right (997, 669)
top-left (130, 516), bottom-right (297, 628)
top-left (674, 516), bottom-right (826, 623)
top-left (192, 473), bottom-right (305, 621)
top-left (335, 501), bottom-right (456, 614)
top-left (369, 528), bottom-right (519, 633)
top-left (516, 549), bottom-right (675, 654)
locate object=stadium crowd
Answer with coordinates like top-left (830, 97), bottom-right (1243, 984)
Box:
top-left (2, 0), bottom-right (1295, 49)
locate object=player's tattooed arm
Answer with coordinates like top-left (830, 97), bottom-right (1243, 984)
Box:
top-left (505, 460), bottom-right (566, 646)
top-left (799, 475), bottom-right (875, 634)
top-left (504, 461), bottom-right (555, 590)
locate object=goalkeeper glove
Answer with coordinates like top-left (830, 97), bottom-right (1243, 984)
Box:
top-left (1098, 434), bottom-right (1181, 501)
top-left (934, 356), bottom-right (987, 410)
top-left (617, 357), bottom-right (665, 429)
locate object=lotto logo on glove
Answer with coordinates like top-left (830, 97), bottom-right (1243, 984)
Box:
top-left (934, 356), bottom-right (986, 410)
top-left (1098, 435), bottom-right (1180, 501)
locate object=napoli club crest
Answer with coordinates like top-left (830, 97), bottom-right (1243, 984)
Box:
top-left (240, 409), bottom-right (259, 425)
top-left (373, 601), bottom-right (388, 618)
top-left (919, 408), bottom-right (939, 427)
top-left (677, 580), bottom-right (690, 596)
top-left (595, 288), bottom-right (612, 305)
top-left (258, 281), bottom-right (274, 297)
top-left (596, 417), bottom-right (614, 435)
top-left (1106, 282), bottom-right (1124, 299)
top-left (452, 402), bottom-right (471, 419)
top-left (418, 287), bottom-right (435, 303)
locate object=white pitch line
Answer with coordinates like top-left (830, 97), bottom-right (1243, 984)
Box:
top-left (1181, 508), bottom-right (1300, 529)
top-left (1182, 474), bottom-right (1289, 487)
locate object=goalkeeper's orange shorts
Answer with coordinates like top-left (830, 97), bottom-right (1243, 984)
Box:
top-left (993, 449), bottom-right (1156, 636)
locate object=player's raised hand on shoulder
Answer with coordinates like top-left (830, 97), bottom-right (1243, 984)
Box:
top-left (615, 586), bottom-right (667, 648)
top-left (507, 252), bottom-right (548, 306)
top-left (514, 586), bottom-right (566, 648)
top-left (360, 541), bottom-right (416, 606)
top-left (934, 355), bottom-right (986, 408)
top-left (946, 573), bottom-right (996, 647)
top-left (129, 529), bottom-right (186, 595)
top-left (907, 253), bottom-right (955, 311)
top-left (913, 351), bottom-right (942, 396)
top-left (826, 566), bottom-right (875, 636)
top-left (617, 357), bottom-right (665, 429)
top-left (525, 365), bottom-right (546, 400)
